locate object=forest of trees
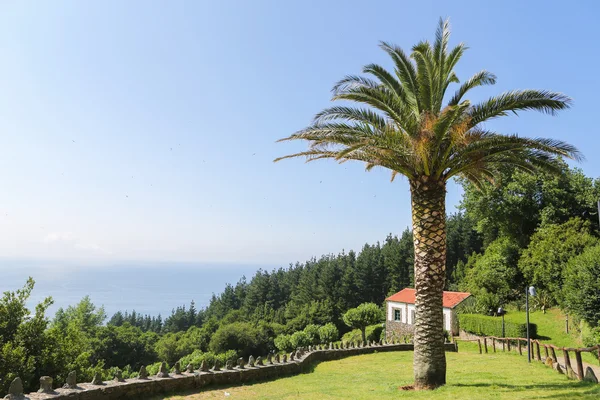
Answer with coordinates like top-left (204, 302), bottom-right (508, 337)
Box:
top-left (2, 160), bottom-right (600, 395)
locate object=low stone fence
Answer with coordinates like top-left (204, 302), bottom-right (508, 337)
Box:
top-left (4, 342), bottom-right (458, 400)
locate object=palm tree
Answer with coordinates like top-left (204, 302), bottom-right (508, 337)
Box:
top-left (274, 19), bottom-right (581, 389)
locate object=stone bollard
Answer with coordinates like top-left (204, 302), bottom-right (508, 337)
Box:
top-left (38, 376), bottom-right (54, 394)
top-left (138, 366), bottom-right (149, 379)
top-left (289, 352), bottom-right (295, 361)
top-left (63, 371), bottom-right (78, 389)
top-left (275, 354), bottom-right (280, 364)
top-left (237, 357), bottom-right (246, 369)
top-left (584, 366), bottom-right (598, 383)
top-left (256, 356), bottom-right (264, 366)
top-left (267, 353), bottom-right (273, 365)
top-left (248, 355), bottom-right (255, 367)
top-left (200, 360), bottom-right (208, 372)
top-left (114, 370), bottom-right (125, 383)
top-left (295, 350), bottom-right (302, 359)
top-left (225, 360), bottom-right (234, 370)
top-left (91, 372), bottom-right (103, 385)
top-left (282, 354), bottom-right (287, 363)
top-left (186, 363), bottom-right (194, 373)
top-left (173, 362), bottom-right (181, 374)
top-left (5, 377), bottom-right (24, 399)
top-left (308, 345), bottom-right (312, 352)
top-left (157, 362), bottom-right (170, 378)
top-left (211, 359), bottom-right (221, 372)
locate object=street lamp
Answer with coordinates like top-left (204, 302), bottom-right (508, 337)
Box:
top-left (526, 286), bottom-right (536, 363)
top-left (498, 307), bottom-right (505, 338)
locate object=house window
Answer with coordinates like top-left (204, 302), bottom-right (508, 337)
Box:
top-left (394, 309), bottom-right (402, 322)
top-left (411, 310), bottom-right (415, 325)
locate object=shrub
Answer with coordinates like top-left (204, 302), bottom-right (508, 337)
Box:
top-left (178, 349), bottom-right (237, 369)
top-left (274, 334), bottom-right (294, 353)
top-left (459, 314), bottom-right (536, 338)
top-left (303, 324), bottom-right (320, 345)
top-left (208, 322), bottom-right (270, 358)
top-left (318, 323), bottom-right (339, 344)
top-left (564, 244), bottom-right (600, 326)
top-left (290, 331), bottom-right (310, 349)
top-left (342, 324), bottom-right (383, 343)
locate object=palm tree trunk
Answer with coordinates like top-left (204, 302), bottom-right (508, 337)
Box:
top-left (410, 176), bottom-right (447, 390)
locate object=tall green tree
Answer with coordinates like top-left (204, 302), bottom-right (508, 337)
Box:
top-left (275, 19), bottom-right (579, 388)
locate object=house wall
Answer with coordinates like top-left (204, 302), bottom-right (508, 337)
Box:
top-left (386, 301), bottom-right (453, 336)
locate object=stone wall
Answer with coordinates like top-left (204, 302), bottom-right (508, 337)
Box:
top-left (385, 320), bottom-right (415, 341)
top-left (5, 342), bottom-right (458, 400)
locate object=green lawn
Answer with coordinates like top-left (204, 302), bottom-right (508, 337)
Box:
top-left (162, 349), bottom-right (600, 400)
top-left (502, 308), bottom-right (599, 364)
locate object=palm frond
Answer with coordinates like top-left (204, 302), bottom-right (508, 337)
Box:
top-left (448, 70), bottom-right (497, 106)
top-left (469, 90), bottom-right (572, 127)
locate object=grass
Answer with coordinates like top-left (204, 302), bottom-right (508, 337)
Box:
top-left (502, 308), bottom-right (599, 364)
top-left (161, 347), bottom-right (600, 400)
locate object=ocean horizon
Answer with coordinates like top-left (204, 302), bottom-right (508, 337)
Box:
top-left (0, 259), bottom-right (278, 320)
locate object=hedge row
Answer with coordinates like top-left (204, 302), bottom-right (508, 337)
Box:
top-left (459, 314), bottom-right (537, 338)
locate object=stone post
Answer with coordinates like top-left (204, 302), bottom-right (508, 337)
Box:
top-left (91, 372), bottom-right (103, 385)
top-left (6, 377), bottom-right (24, 399)
top-left (186, 364), bottom-right (194, 373)
top-left (256, 356), bottom-right (264, 366)
top-left (212, 359), bottom-right (221, 372)
top-left (157, 362), bottom-right (170, 378)
top-left (114, 370), bottom-right (125, 383)
top-left (38, 376), bottom-right (54, 394)
top-left (225, 360), bottom-right (234, 370)
top-left (173, 362), bottom-right (181, 374)
top-left (64, 371), bottom-right (78, 389)
top-left (248, 355), bottom-right (255, 367)
top-left (200, 360), bottom-right (209, 372)
top-left (282, 354), bottom-right (287, 363)
top-left (138, 366), bottom-right (149, 379)
top-left (237, 357), bottom-right (246, 369)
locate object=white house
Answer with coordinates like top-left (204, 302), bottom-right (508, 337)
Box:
top-left (385, 288), bottom-right (471, 338)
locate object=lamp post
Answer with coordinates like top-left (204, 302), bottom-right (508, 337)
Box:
top-left (498, 307), bottom-right (505, 338)
top-left (526, 286), bottom-right (536, 363)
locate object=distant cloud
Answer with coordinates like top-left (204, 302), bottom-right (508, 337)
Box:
top-left (42, 232), bottom-right (112, 255)
top-left (43, 232), bottom-right (75, 243)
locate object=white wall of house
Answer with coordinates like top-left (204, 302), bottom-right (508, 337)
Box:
top-left (387, 301), bottom-right (452, 331)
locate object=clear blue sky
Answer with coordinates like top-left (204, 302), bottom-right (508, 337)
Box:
top-left (0, 0), bottom-right (598, 265)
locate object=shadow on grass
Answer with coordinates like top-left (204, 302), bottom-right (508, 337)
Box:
top-left (148, 364), bottom-right (324, 400)
top-left (453, 381), bottom-right (600, 397)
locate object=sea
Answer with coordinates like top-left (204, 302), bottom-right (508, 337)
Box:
top-left (0, 259), bottom-right (274, 319)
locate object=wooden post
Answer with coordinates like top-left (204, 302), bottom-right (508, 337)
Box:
top-left (484, 337), bottom-right (488, 354)
top-left (551, 347), bottom-right (557, 362)
top-left (544, 345), bottom-right (549, 360)
top-left (507, 339), bottom-right (511, 352)
top-left (563, 349), bottom-right (572, 374)
top-left (535, 341), bottom-right (541, 361)
top-left (597, 346), bottom-right (600, 366)
top-left (575, 351), bottom-right (584, 380)
top-left (492, 337), bottom-right (496, 353)
top-left (477, 339), bottom-right (482, 354)
top-left (518, 339), bottom-right (522, 355)
top-left (502, 339), bottom-right (505, 352)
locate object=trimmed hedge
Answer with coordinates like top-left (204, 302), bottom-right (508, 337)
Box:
top-left (459, 314), bottom-right (537, 338)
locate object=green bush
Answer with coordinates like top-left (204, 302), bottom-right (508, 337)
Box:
top-left (274, 334), bottom-right (294, 352)
top-left (177, 349), bottom-right (237, 369)
top-left (318, 323), bottom-right (339, 344)
top-left (303, 324), bottom-right (320, 345)
top-left (290, 331), bottom-right (310, 349)
top-left (459, 314), bottom-right (537, 338)
top-left (208, 322), bottom-right (270, 358)
top-left (342, 324), bottom-right (383, 343)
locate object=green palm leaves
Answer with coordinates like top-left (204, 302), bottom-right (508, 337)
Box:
top-left (275, 18), bottom-right (581, 187)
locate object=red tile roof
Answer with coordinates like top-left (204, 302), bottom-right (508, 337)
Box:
top-left (386, 288), bottom-right (471, 309)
